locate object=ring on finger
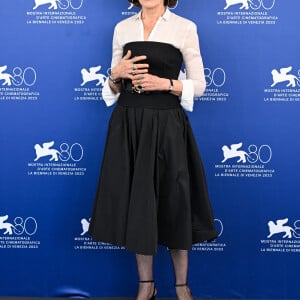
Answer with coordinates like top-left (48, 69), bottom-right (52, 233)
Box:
top-left (133, 84), bottom-right (144, 94)
top-left (138, 74), bottom-right (144, 80)
top-left (132, 64), bottom-right (137, 71)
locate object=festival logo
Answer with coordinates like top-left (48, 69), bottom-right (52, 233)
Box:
top-left (33, 141), bottom-right (83, 162)
top-left (0, 65), bottom-right (40, 101)
top-left (267, 218), bottom-right (300, 239)
top-left (221, 142), bottom-right (251, 163)
top-left (32, 0), bottom-right (84, 10)
top-left (217, 0), bottom-right (278, 26)
top-left (0, 215), bottom-right (15, 235)
top-left (74, 217), bottom-right (125, 251)
top-left (80, 218), bottom-right (90, 236)
top-left (270, 66), bottom-right (300, 88)
top-left (0, 214), bottom-right (40, 249)
top-left (74, 65), bottom-right (107, 101)
top-left (34, 141), bottom-right (61, 162)
top-left (33, 0), bottom-right (66, 10)
top-left (215, 142), bottom-right (275, 178)
top-left (80, 66), bottom-right (106, 87)
top-left (0, 65), bottom-right (37, 87)
top-left (26, 0), bottom-right (87, 25)
top-left (0, 66), bottom-right (13, 86)
top-left (223, 0), bottom-right (275, 10)
top-left (198, 67), bottom-right (229, 102)
top-left (221, 142), bottom-right (272, 164)
top-left (261, 218), bottom-right (300, 253)
top-left (0, 215), bottom-right (37, 236)
top-left (193, 219), bottom-right (227, 252)
top-left (27, 140), bottom-right (86, 176)
top-left (224, 0), bottom-right (257, 10)
top-left (264, 65), bottom-right (300, 103)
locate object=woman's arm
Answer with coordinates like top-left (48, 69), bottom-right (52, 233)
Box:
top-left (179, 21), bottom-right (206, 112)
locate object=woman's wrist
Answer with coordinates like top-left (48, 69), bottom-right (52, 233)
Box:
top-left (162, 78), bottom-right (171, 92)
top-left (109, 68), bottom-right (121, 84)
top-left (108, 74), bottom-right (121, 94)
top-left (167, 79), bottom-right (182, 96)
top-left (168, 78), bottom-right (174, 93)
top-left (108, 74), bottom-right (121, 84)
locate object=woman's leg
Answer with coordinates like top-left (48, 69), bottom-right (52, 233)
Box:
top-left (170, 249), bottom-right (193, 300)
top-left (136, 254), bottom-right (156, 300)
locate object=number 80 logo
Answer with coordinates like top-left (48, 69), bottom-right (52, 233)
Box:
top-left (10, 67), bottom-right (37, 87)
top-left (57, 0), bottom-right (84, 9)
top-left (13, 217), bottom-right (38, 236)
top-left (250, 0), bottom-right (276, 10)
top-left (204, 68), bottom-right (226, 88)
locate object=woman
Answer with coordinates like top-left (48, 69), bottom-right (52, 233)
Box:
top-left (89, 0), bottom-right (218, 299)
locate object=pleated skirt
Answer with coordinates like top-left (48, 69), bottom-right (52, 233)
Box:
top-left (88, 92), bottom-right (218, 255)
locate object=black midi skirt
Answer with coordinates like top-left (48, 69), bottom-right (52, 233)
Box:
top-left (88, 91), bottom-right (218, 255)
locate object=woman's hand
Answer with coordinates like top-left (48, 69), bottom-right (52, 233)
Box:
top-left (132, 74), bottom-right (183, 95)
top-left (132, 73), bottom-right (169, 92)
top-left (110, 50), bottom-right (149, 81)
top-left (109, 50), bottom-right (182, 95)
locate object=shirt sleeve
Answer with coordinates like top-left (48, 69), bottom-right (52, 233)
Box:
top-left (102, 78), bottom-right (119, 107)
top-left (101, 24), bottom-right (123, 106)
top-left (179, 22), bottom-right (206, 112)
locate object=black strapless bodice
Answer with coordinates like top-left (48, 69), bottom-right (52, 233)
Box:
top-left (118, 42), bottom-right (183, 109)
top-left (123, 41), bottom-right (183, 79)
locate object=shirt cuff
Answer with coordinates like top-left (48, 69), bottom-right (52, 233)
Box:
top-left (180, 79), bottom-right (194, 112)
top-left (101, 78), bottom-right (119, 107)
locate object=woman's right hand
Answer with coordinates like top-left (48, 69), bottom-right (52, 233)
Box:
top-left (110, 50), bottom-right (149, 81)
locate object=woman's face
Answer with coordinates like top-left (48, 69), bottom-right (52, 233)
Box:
top-left (138, 0), bottom-right (165, 9)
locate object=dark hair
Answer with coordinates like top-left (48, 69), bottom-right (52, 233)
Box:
top-left (128, 0), bottom-right (178, 8)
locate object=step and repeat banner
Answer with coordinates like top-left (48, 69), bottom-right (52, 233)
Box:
top-left (0, 0), bottom-right (299, 298)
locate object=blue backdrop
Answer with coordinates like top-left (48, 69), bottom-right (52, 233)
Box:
top-left (1, 0), bottom-right (300, 298)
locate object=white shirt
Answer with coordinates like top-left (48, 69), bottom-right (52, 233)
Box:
top-left (102, 8), bottom-right (206, 112)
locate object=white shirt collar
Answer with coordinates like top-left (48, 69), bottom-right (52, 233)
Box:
top-left (134, 7), bottom-right (171, 21)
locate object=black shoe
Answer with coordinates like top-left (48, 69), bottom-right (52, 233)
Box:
top-left (174, 282), bottom-right (194, 300)
top-left (139, 280), bottom-right (156, 300)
